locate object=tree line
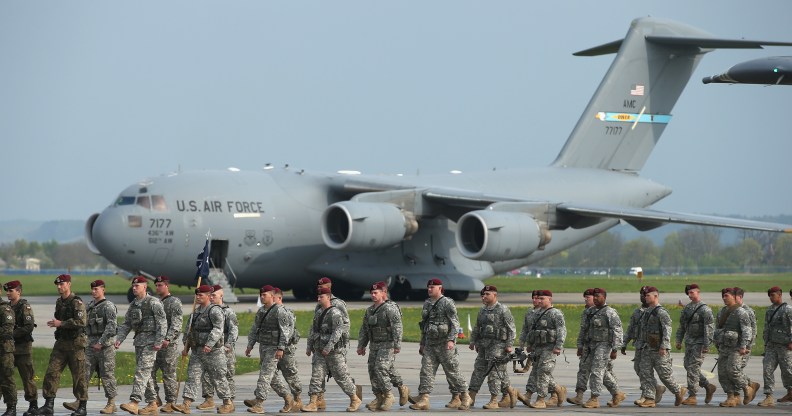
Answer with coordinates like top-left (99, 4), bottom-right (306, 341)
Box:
top-left (0, 239), bottom-right (110, 270)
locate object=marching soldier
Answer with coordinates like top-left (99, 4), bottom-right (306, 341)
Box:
top-left (356, 281), bottom-right (408, 411)
top-left (518, 289), bottom-right (561, 407)
top-left (757, 286), bottom-right (792, 406)
top-left (735, 287), bottom-right (761, 403)
top-left (41, 274), bottom-right (88, 416)
top-left (115, 276), bottom-right (167, 415)
top-left (303, 287), bottom-right (361, 412)
top-left (243, 285), bottom-right (290, 414)
top-left (714, 287), bottom-right (754, 407)
top-left (675, 283), bottom-right (716, 405)
top-left (467, 285), bottom-right (517, 409)
top-left (270, 287), bottom-right (303, 412)
top-left (145, 275), bottom-right (183, 412)
top-left (521, 289), bottom-right (566, 409)
top-left (622, 286), bottom-right (664, 406)
top-left (4, 280), bottom-right (39, 416)
top-left (636, 286), bottom-right (686, 408)
top-left (314, 277), bottom-right (351, 410)
top-left (581, 288), bottom-right (624, 408)
top-left (0, 294), bottom-right (16, 416)
top-left (174, 285), bottom-right (233, 414)
top-left (197, 284), bottom-right (238, 410)
top-left (568, 288), bottom-right (595, 405)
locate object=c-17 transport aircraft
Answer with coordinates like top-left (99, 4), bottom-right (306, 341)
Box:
top-left (85, 17), bottom-right (792, 301)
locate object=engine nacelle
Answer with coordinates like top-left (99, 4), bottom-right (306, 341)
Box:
top-left (456, 210), bottom-right (549, 261)
top-left (321, 201), bottom-right (418, 251)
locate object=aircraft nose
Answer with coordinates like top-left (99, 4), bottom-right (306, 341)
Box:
top-left (85, 210), bottom-right (128, 259)
top-left (84, 213), bottom-right (102, 254)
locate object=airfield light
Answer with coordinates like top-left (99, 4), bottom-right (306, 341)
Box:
top-left (774, 68), bottom-right (779, 73)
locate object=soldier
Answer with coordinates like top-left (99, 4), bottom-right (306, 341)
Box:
top-left (4, 280), bottom-right (39, 416)
top-left (568, 288), bottom-right (595, 405)
top-left (409, 279), bottom-right (470, 411)
top-left (466, 285), bottom-right (517, 409)
top-left (303, 287), bottom-right (361, 412)
top-left (714, 287), bottom-right (754, 407)
top-left (636, 286), bottom-right (686, 408)
top-left (581, 288), bottom-right (624, 408)
top-left (269, 287), bottom-right (303, 412)
top-left (356, 281), bottom-right (408, 411)
top-left (0, 294), bottom-right (16, 416)
top-left (735, 287), bottom-right (761, 403)
top-left (622, 286), bottom-right (664, 406)
top-left (757, 286), bottom-right (792, 407)
top-left (314, 277), bottom-right (351, 410)
top-left (41, 274), bottom-right (88, 416)
top-left (71, 280), bottom-right (117, 414)
top-left (519, 289), bottom-right (563, 407)
top-left (521, 289), bottom-right (566, 409)
top-left (675, 283), bottom-right (716, 405)
top-left (145, 275), bottom-right (183, 412)
top-left (196, 284), bottom-right (238, 410)
top-left (243, 285), bottom-right (290, 414)
top-left (174, 285), bottom-right (233, 414)
top-left (115, 276), bottom-right (167, 415)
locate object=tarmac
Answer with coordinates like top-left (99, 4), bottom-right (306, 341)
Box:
top-left (12, 293), bottom-right (790, 415)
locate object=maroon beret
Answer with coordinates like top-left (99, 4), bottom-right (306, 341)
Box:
top-left (593, 288), bottom-right (606, 296)
top-left (768, 286), bottom-right (782, 295)
top-left (644, 286), bottom-right (658, 294)
top-left (531, 290), bottom-right (538, 297)
top-left (273, 287), bottom-right (282, 295)
top-left (427, 278), bottom-right (443, 287)
top-left (370, 281), bottom-right (387, 292)
top-left (154, 276), bottom-right (170, 284)
top-left (583, 288), bottom-right (594, 296)
top-left (734, 287), bottom-right (745, 296)
top-left (90, 280), bottom-right (105, 288)
top-left (3, 280), bottom-right (21, 291)
top-left (318, 287), bottom-right (332, 295)
top-left (639, 286), bottom-right (649, 295)
top-left (721, 287), bottom-right (735, 296)
top-left (317, 277), bottom-right (332, 285)
top-left (54, 274), bottom-right (71, 284)
top-left (684, 283), bottom-right (700, 294)
top-left (535, 289), bottom-right (552, 297)
top-left (481, 285), bottom-right (498, 294)
top-left (260, 284), bottom-right (275, 294)
top-left (212, 284), bottom-right (223, 292)
top-left (195, 285), bottom-right (213, 294)
top-left (131, 276), bottom-right (147, 285)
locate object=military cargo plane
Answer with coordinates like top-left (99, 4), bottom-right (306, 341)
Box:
top-left (85, 17), bottom-right (792, 301)
top-left (703, 56), bottom-right (791, 85)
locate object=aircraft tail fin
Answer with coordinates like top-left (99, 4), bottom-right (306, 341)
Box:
top-left (551, 17), bottom-right (792, 172)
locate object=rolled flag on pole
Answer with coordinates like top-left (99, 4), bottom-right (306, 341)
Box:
top-left (195, 238), bottom-right (210, 281)
top-left (467, 313), bottom-right (472, 336)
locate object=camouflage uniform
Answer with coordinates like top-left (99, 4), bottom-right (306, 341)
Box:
top-left (714, 305), bottom-right (752, 395)
top-left (10, 298), bottom-right (37, 403)
top-left (358, 300), bottom-right (403, 395)
top-left (469, 302), bottom-right (516, 396)
top-left (116, 294), bottom-right (167, 403)
top-left (417, 296), bottom-right (467, 395)
top-left (85, 298), bottom-right (118, 399)
top-left (762, 302), bottom-right (792, 395)
top-left (146, 294), bottom-right (183, 404)
top-left (0, 300), bottom-right (16, 409)
top-left (624, 305), bottom-right (658, 398)
top-left (271, 307), bottom-right (302, 399)
top-left (741, 303), bottom-right (758, 381)
top-left (574, 307), bottom-right (593, 394)
top-left (181, 303), bottom-right (231, 401)
top-left (247, 303), bottom-right (290, 401)
top-left (523, 306), bottom-right (565, 398)
top-left (637, 305), bottom-right (683, 399)
top-left (307, 305), bottom-right (356, 397)
top-left (585, 305), bottom-right (622, 398)
top-left (202, 304), bottom-right (238, 399)
top-left (43, 293), bottom-right (88, 402)
top-left (675, 300), bottom-right (714, 394)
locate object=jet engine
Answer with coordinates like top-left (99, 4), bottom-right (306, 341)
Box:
top-left (321, 201), bottom-right (418, 250)
top-left (456, 210), bottom-right (550, 262)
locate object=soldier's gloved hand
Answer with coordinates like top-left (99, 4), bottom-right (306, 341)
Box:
top-left (245, 347), bottom-right (253, 357)
top-left (468, 344), bottom-right (475, 351)
top-left (357, 348), bottom-right (366, 356)
top-left (577, 347), bottom-right (583, 357)
top-left (620, 346), bottom-right (626, 355)
top-left (306, 348), bottom-right (312, 357)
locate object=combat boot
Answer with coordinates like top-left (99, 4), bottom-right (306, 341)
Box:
top-left (216, 399), bottom-right (234, 414)
top-left (529, 397), bottom-right (546, 409)
top-left (301, 395), bottom-right (319, 412)
top-left (582, 395), bottom-right (599, 408)
top-left (23, 400), bottom-right (38, 416)
top-left (317, 393), bottom-right (327, 410)
top-left (705, 383), bottom-right (717, 404)
top-left (638, 398), bottom-right (656, 408)
top-left (656, 385), bottom-right (666, 403)
top-left (408, 394), bottom-right (430, 411)
top-left (172, 398), bottom-right (192, 414)
top-left (196, 397), bottom-right (214, 410)
top-left (347, 393), bottom-right (362, 412)
top-left (138, 401), bottom-right (159, 415)
top-left (758, 394), bottom-right (775, 407)
top-left (607, 391), bottom-right (626, 407)
top-left (554, 385), bottom-right (566, 407)
top-left (567, 390), bottom-right (584, 405)
top-left (518, 390), bottom-right (532, 407)
top-left (681, 394), bottom-right (697, 406)
top-left (356, 385), bottom-right (363, 400)
top-left (397, 385), bottom-right (409, 406)
top-left (719, 393), bottom-right (739, 407)
top-left (155, 397), bottom-right (162, 407)
top-left (38, 398), bottom-right (54, 416)
top-left (458, 391), bottom-right (472, 410)
top-left (280, 395), bottom-right (295, 413)
top-left (120, 400), bottom-right (140, 414)
top-left (744, 381), bottom-right (760, 404)
top-left (468, 391), bottom-right (478, 408)
top-left (291, 396), bottom-right (303, 413)
top-left (378, 392), bottom-right (395, 411)
top-left (160, 402), bottom-right (176, 413)
top-left (365, 393), bottom-right (382, 411)
top-left (633, 396), bottom-right (645, 406)
top-left (496, 392), bottom-right (510, 408)
top-left (70, 401), bottom-right (87, 416)
top-left (247, 399), bottom-right (265, 414)
top-left (100, 398), bottom-right (116, 414)
top-left (779, 388), bottom-right (792, 403)
top-left (482, 394), bottom-right (499, 409)
top-left (445, 394), bottom-right (461, 408)
top-left (63, 401), bottom-right (79, 412)
top-left (674, 387), bottom-right (687, 406)
top-left (1, 404), bottom-right (15, 416)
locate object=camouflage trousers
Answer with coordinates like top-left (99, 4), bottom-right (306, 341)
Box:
top-left (309, 348), bottom-right (356, 397)
top-left (129, 345), bottom-right (158, 403)
top-left (201, 345), bottom-right (236, 399)
top-left (182, 347), bottom-right (231, 401)
top-left (43, 342), bottom-right (88, 401)
top-left (85, 343), bottom-right (117, 399)
top-left (367, 347), bottom-right (400, 394)
top-left (574, 346), bottom-right (591, 392)
top-left (417, 342), bottom-right (467, 395)
top-left (469, 343), bottom-right (510, 396)
top-left (13, 350), bottom-right (37, 402)
top-left (762, 342), bottom-right (792, 395)
top-left (525, 346), bottom-right (556, 398)
top-left (271, 347), bottom-right (303, 398)
top-left (252, 345), bottom-right (280, 400)
top-left (0, 351), bottom-right (15, 406)
top-left (638, 348), bottom-right (681, 398)
top-left (632, 347), bottom-right (659, 398)
top-left (588, 343), bottom-right (618, 397)
top-left (717, 348), bottom-right (748, 394)
top-left (682, 343), bottom-right (709, 394)
top-left (145, 341), bottom-right (180, 403)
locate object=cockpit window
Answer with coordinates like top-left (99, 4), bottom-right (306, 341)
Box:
top-left (115, 196), bottom-right (135, 206)
top-left (137, 196), bottom-right (150, 209)
top-left (151, 195), bottom-right (168, 212)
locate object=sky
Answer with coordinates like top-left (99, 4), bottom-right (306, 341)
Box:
top-left (2, 1), bottom-right (791, 223)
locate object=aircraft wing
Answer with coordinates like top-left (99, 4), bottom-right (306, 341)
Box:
top-left (557, 202), bottom-right (792, 233)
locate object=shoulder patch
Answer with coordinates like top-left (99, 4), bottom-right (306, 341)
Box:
top-left (25, 305), bottom-right (31, 310)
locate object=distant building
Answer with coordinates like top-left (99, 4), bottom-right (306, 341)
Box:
top-left (25, 258), bottom-right (40, 271)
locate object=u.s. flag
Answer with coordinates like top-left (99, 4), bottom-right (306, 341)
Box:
top-left (195, 239), bottom-right (210, 280)
top-left (630, 84), bottom-right (645, 96)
